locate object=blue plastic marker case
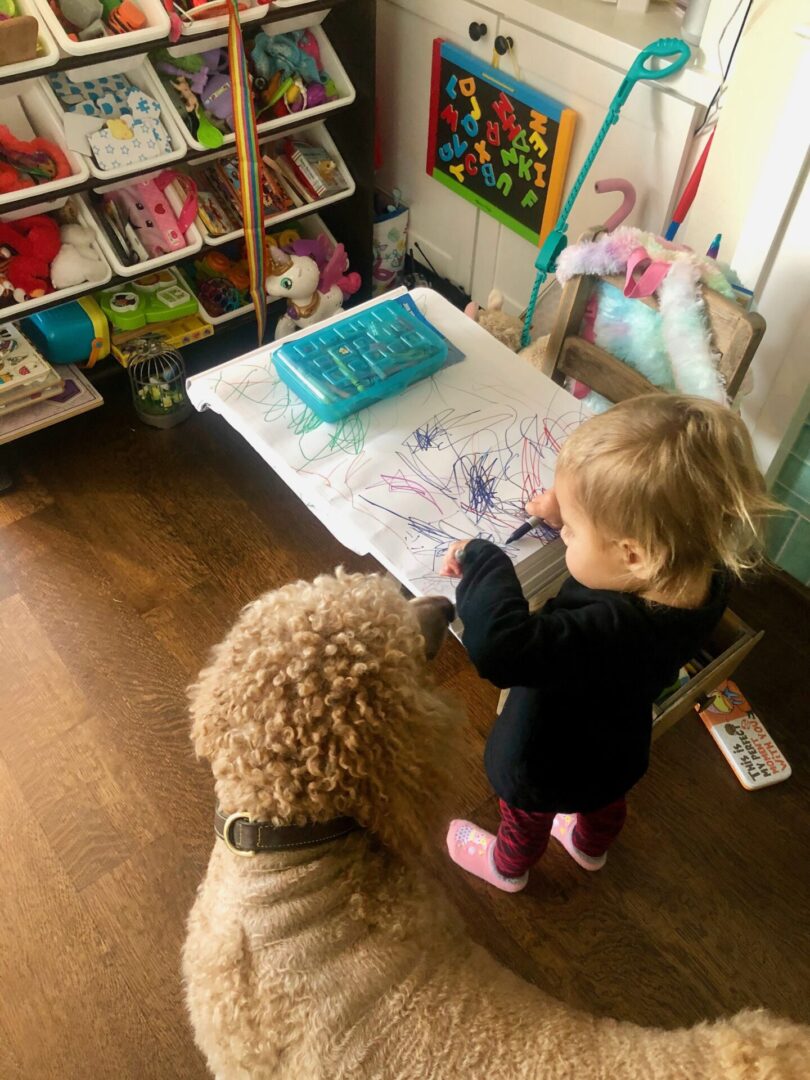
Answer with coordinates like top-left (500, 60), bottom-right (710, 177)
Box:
top-left (272, 300), bottom-right (449, 423)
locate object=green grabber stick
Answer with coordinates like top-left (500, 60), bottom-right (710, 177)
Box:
top-left (520, 37), bottom-right (692, 349)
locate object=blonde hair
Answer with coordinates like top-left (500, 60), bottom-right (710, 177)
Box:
top-left (557, 393), bottom-right (775, 596)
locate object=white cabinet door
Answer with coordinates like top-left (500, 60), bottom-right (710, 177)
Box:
top-left (377, 0), bottom-right (497, 291)
top-left (470, 19), bottom-right (701, 313)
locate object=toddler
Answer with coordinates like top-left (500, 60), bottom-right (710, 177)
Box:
top-left (441, 393), bottom-right (773, 892)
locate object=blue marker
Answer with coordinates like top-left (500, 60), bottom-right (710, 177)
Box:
top-left (505, 516), bottom-right (541, 544)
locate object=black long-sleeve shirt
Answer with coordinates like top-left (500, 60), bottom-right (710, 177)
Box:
top-left (456, 539), bottom-right (729, 813)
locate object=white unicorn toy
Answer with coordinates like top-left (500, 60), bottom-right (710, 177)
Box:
top-left (265, 240), bottom-right (361, 340)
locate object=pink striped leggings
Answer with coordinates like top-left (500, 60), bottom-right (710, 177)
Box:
top-left (493, 796), bottom-right (627, 878)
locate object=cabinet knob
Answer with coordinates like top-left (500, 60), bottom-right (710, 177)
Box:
top-left (494, 35), bottom-right (514, 56)
top-left (468, 21), bottom-right (487, 42)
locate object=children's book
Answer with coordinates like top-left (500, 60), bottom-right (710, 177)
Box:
top-left (286, 139), bottom-right (349, 199)
top-left (0, 326), bottom-right (63, 411)
top-left (698, 680), bottom-right (791, 790)
top-left (0, 366), bottom-right (102, 445)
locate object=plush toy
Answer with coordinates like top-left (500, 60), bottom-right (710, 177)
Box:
top-left (464, 289), bottom-right (551, 374)
top-left (556, 227), bottom-right (735, 410)
top-left (50, 223), bottom-right (107, 290)
top-left (0, 13), bottom-right (38, 67)
top-left (57, 0), bottom-right (105, 39)
top-left (251, 30), bottom-right (323, 87)
top-left (0, 215), bottom-right (60, 299)
top-left (0, 126), bottom-right (72, 193)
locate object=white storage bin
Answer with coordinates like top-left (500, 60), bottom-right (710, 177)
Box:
top-left (42, 56), bottom-right (188, 182)
top-left (0, 81), bottom-right (89, 213)
top-left (190, 120), bottom-right (354, 247)
top-left (85, 173), bottom-right (203, 278)
top-left (195, 212), bottom-right (334, 326)
top-left (149, 13), bottom-right (355, 153)
top-left (0, 197), bottom-right (111, 321)
top-left (178, 0), bottom-right (269, 38)
top-left (32, 0), bottom-right (169, 58)
top-left (0, 0), bottom-right (60, 79)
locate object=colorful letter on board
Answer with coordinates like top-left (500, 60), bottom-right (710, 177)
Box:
top-left (426, 38), bottom-right (576, 244)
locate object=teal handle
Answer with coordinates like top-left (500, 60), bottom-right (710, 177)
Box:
top-left (615, 38), bottom-right (691, 107)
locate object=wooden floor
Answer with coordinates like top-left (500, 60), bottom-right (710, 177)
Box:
top-left (1, 379), bottom-right (808, 1079)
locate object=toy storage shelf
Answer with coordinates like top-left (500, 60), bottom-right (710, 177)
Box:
top-left (0, 0), bottom-right (375, 381)
top-left (0, 0), bottom-right (353, 88)
top-left (0, 105), bottom-right (346, 217)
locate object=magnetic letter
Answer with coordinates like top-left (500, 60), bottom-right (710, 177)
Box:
top-left (496, 172), bottom-right (513, 196)
top-left (461, 113), bottom-right (479, 137)
top-left (440, 103), bottom-right (459, 132)
top-left (474, 139), bottom-right (491, 164)
top-left (449, 163), bottom-right (466, 183)
top-left (500, 146), bottom-right (518, 168)
top-left (521, 189), bottom-right (539, 209)
top-left (445, 75), bottom-right (458, 100)
top-left (512, 129), bottom-right (530, 154)
top-left (459, 77), bottom-right (476, 97)
top-left (529, 110), bottom-right (548, 135)
top-left (529, 130), bottom-right (548, 157)
top-left (464, 153), bottom-right (478, 176)
top-left (533, 162), bottom-right (547, 188)
top-left (481, 162), bottom-right (496, 187)
top-left (438, 141), bottom-right (454, 163)
top-left (469, 96), bottom-right (481, 121)
top-left (517, 155), bottom-right (532, 181)
top-left (486, 121), bottom-right (501, 146)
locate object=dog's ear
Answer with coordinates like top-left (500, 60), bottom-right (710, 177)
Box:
top-left (409, 595), bottom-right (455, 660)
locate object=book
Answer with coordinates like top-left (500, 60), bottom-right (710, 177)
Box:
top-left (0, 325), bottom-right (63, 411)
top-left (262, 153), bottom-right (303, 208)
top-left (0, 366), bottom-right (102, 445)
top-left (285, 139), bottom-right (348, 199)
top-left (267, 150), bottom-right (312, 205)
top-left (698, 680), bottom-right (791, 790)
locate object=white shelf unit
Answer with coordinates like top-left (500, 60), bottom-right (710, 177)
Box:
top-left (0, 0), bottom-right (373, 348)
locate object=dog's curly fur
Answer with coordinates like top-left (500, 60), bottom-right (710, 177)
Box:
top-left (184, 570), bottom-right (809, 1079)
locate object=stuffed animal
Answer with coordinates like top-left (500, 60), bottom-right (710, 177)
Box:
top-left (465, 288), bottom-right (551, 373)
top-left (0, 215), bottom-right (60, 300)
top-left (0, 125), bottom-right (72, 193)
top-left (50, 223), bottom-right (107, 290)
top-left (57, 0), bottom-right (105, 40)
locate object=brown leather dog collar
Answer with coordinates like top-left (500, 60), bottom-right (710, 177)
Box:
top-left (215, 807), bottom-right (362, 857)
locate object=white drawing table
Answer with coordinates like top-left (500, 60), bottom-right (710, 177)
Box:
top-left (187, 288), bottom-right (586, 600)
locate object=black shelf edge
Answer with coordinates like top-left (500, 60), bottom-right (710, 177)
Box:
top-left (0, 0), bottom-right (351, 89)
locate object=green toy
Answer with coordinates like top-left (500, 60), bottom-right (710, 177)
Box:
top-left (96, 267), bottom-right (198, 332)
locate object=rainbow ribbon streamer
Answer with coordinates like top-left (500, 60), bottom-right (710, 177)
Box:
top-left (227, 0), bottom-right (268, 341)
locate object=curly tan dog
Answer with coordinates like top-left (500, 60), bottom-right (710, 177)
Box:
top-left (183, 570), bottom-right (808, 1079)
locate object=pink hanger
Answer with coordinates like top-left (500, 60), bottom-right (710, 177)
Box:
top-left (594, 178), bottom-right (636, 231)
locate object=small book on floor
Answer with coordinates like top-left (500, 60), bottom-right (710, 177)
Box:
top-left (698, 680), bottom-right (791, 789)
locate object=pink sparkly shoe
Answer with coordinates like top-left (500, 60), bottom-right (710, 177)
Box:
top-left (551, 814), bottom-right (607, 871)
top-left (446, 819), bottom-right (528, 893)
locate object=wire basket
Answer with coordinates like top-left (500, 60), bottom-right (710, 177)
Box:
top-left (127, 341), bottom-right (193, 429)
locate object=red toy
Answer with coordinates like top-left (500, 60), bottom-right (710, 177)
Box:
top-left (0, 126), bottom-right (72, 194)
top-left (0, 215), bottom-right (61, 299)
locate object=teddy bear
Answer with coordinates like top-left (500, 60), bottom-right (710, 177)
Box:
top-left (464, 288), bottom-right (550, 373)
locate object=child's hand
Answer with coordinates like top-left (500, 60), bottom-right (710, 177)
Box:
top-left (440, 540), bottom-right (468, 577)
top-left (526, 488), bottom-right (563, 529)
